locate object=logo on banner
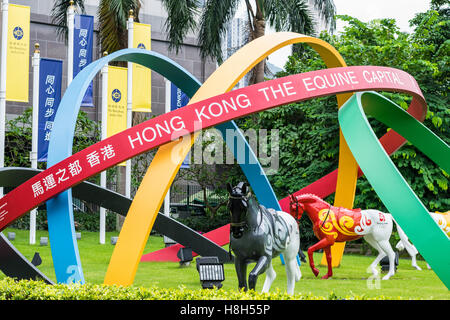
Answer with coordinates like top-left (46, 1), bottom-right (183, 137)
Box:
top-left (112, 89), bottom-right (121, 103)
top-left (137, 43), bottom-right (146, 49)
top-left (13, 26), bottom-right (23, 40)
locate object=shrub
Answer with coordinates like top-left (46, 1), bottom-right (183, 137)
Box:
top-left (8, 210), bottom-right (116, 232)
top-left (0, 278), bottom-right (394, 300)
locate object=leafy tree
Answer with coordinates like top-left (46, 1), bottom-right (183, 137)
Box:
top-left (159, 1), bottom-right (336, 228)
top-left (160, 0), bottom-right (336, 84)
top-left (244, 5), bottom-right (449, 235)
top-left (176, 128), bottom-right (243, 220)
top-left (4, 109), bottom-right (117, 230)
top-left (5, 108), bottom-right (100, 170)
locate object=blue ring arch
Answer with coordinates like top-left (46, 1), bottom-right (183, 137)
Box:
top-left (46, 48), bottom-right (281, 284)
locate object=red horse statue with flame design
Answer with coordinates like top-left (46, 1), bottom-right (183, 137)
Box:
top-left (289, 193), bottom-right (411, 280)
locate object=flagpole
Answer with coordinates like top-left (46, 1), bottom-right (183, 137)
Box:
top-left (163, 79), bottom-right (171, 245)
top-left (0, 0), bottom-right (8, 198)
top-left (164, 79), bottom-right (171, 218)
top-left (67, 1), bottom-right (75, 87)
top-left (125, 9), bottom-right (133, 200)
top-left (30, 43), bottom-right (40, 244)
top-left (100, 52), bottom-right (108, 244)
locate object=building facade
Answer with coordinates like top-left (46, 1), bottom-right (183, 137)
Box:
top-left (1, 0), bottom-right (216, 123)
top-left (2, 0), bottom-right (333, 122)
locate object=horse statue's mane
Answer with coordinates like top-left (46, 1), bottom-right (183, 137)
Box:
top-left (294, 193), bottom-right (328, 204)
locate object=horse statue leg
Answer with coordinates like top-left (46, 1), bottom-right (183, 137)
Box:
top-left (364, 234), bottom-right (396, 280)
top-left (248, 255), bottom-right (270, 291)
top-left (395, 221), bottom-right (422, 270)
top-left (307, 237), bottom-right (334, 278)
top-left (322, 246), bottom-right (333, 279)
top-left (234, 257), bottom-right (248, 291)
top-left (377, 239), bottom-right (396, 280)
top-left (284, 251), bottom-right (302, 293)
top-left (261, 260), bottom-right (276, 293)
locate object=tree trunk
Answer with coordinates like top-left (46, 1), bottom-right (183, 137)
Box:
top-left (251, 18), bottom-right (266, 84)
top-left (115, 166), bottom-right (126, 231)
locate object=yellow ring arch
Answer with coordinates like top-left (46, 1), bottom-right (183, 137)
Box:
top-left (104, 32), bottom-right (355, 286)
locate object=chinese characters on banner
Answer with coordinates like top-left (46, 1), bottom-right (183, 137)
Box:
top-left (73, 14), bottom-right (94, 107)
top-left (32, 143), bottom-right (116, 198)
top-left (38, 59), bottom-right (62, 162)
top-left (6, 4), bottom-right (30, 102)
top-left (170, 83), bottom-right (190, 168)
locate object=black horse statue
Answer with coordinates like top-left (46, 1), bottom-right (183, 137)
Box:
top-left (227, 182), bottom-right (301, 294)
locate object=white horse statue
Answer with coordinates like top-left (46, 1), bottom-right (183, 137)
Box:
top-left (289, 193), bottom-right (414, 280)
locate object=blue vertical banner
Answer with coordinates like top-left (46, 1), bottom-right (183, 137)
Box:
top-left (73, 14), bottom-right (94, 107)
top-left (170, 82), bottom-right (190, 111)
top-left (38, 58), bottom-right (63, 162)
top-left (170, 83), bottom-right (190, 168)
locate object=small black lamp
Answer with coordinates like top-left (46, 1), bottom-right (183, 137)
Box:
top-left (31, 252), bottom-right (42, 267)
top-left (196, 256), bottom-right (225, 289)
top-left (177, 247), bottom-right (193, 267)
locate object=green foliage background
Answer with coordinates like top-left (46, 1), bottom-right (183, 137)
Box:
top-left (3, 3), bottom-right (448, 246)
top-left (4, 109), bottom-right (118, 231)
top-left (235, 5), bottom-right (449, 247)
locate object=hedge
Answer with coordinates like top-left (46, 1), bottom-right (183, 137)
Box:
top-left (0, 278), bottom-right (397, 300)
top-left (8, 210), bottom-right (116, 232)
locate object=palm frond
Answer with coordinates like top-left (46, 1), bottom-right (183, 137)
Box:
top-left (50, 0), bottom-right (86, 42)
top-left (161, 0), bottom-right (199, 54)
top-left (98, 0), bottom-right (141, 54)
top-left (310, 0), bottom-right (337, 32)
top-left (198, 0), bottom-right (241, 64)
top-left (265, 0), bottom-right (315, 35)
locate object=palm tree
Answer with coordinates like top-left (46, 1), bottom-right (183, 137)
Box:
top-left (161, 0), bottom-right (336, 84)
top-left (51, 0), bottom-right (141, 54)
top-left (50, 0), bottom-right (86, 42)
top-left (97, 0), bottom-right (141, 54)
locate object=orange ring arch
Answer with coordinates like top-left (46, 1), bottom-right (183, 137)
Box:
top-left (104, 32), bottom-right (355, 286)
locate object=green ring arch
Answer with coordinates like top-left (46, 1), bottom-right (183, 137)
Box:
top-left (339, 91), bottom-right (450, 288)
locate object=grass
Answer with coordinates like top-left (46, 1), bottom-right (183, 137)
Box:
top-left (1, 228), bottom-right (449, 300)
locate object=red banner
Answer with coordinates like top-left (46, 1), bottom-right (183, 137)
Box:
top-left (0, 66), bottom-right (426, 230)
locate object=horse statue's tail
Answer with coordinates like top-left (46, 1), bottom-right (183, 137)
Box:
top-left (393, 219), bottom-right (418, 256)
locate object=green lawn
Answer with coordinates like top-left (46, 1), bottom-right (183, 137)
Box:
top-left (1, 228), bottom-right (449, 299)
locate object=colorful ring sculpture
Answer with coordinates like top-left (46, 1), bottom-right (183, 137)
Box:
top-left (0, 32), bottom-right (448, 289)
top-left (46, 49), bottom-right (203, 284)
top-left (45, 49), bottom-right (279, 284)
top-left (103, 33), bottom-right (354, 286)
